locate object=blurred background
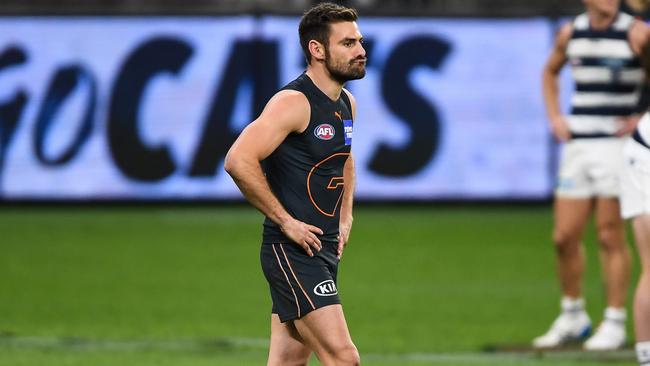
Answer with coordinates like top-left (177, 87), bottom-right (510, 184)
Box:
top-left (0, 1), bottom-right (642, 366)
top-left (0, 0), bottom-right (588, 202)
top-left (0, 0), bottom-right (584, 16)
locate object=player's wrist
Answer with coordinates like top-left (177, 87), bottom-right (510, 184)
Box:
top-left (277, 214), bottom-right (295, 232)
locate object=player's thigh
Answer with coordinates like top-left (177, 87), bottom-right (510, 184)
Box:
top-left (553, 197), bottom-right (593, 243)
top-left (293, 304), bottom-right (356, 358)
top-left (268, 314), bottom-right (311, 366)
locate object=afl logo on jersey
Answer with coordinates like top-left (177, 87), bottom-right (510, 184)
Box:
top-left (314, 124), bottom-right (335, 140)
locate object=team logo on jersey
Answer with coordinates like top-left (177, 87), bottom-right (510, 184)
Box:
top-left (313, 279), bottom-right (338, 296)
top-left (307, 153), bottom-right (349, 217)
top-left (314, 124), bottom-right (335, 140)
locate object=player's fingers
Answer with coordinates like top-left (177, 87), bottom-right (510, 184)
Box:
top-left (307, 233), bottom-right (321, 250)
top-left (307, 224), bottom-right (324, 236)
top-left (302, 242), bottom-right (314, 257)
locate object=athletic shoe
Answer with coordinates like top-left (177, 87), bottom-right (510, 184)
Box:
top-left (532, 311), bottom-right (592, 348)
top-left (584, 308), bottom-right (626, 351)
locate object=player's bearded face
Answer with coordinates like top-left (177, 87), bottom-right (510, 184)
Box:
top-left (324, 46), bottom-right (366, 84)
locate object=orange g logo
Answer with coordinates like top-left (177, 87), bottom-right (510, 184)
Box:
top-left (306, 153), bottom-right (349, 217)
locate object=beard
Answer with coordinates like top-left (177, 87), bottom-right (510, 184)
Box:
top-left (324, 51), bottom-right (366, 84)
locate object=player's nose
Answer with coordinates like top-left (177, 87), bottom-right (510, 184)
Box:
top-left (357, 43), bottom-right (366, 58)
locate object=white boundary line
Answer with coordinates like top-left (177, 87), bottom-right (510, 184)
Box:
top-left (0, 335), bottom-right (637, 363)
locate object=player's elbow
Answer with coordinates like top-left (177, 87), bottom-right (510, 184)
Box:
top-left (223, 149), bottom-right (240, 177)
top-left (224, 147), bottom-right (257, 181)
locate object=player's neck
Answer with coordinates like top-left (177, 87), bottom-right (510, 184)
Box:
top-left (588, 9), bottom-right (617, 30)
top-left (305, 67), bottom-right (343, 101)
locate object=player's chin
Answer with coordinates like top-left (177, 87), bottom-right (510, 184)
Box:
top-left (347, 67), bottom-right (366, 80)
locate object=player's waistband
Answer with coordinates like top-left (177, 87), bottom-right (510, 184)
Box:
top-left (570, 132), bottom-right (619, 139)
top-left (262, 233), bottom-right (339, 245)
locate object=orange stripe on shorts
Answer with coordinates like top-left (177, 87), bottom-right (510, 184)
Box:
top-left (280, 243), bottom-right (316, 310)
top-left (272, 243), bottom-right (301, 318)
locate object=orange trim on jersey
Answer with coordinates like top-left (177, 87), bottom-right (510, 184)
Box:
top-left (272, 244), bottom-right (301, 318)
top-left (280, 243), bottom-right (316, 310)
top-left (306, 152), bottom-right (349, 217)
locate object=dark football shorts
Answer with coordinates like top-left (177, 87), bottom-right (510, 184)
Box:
top-left (260, 240), bottom-right (341, 322)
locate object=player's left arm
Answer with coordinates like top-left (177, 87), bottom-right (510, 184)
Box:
top-left (338, 88), bottom-right (356, 259)
top-left (620, 19), bottom-right (650, 135)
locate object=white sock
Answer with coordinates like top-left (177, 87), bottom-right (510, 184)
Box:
top-left (604, 307), bottom-right (626, 325)
top-left (636, 341), bottom-right (650, 366)
top-left (561, 296), bottom-right (585, 314)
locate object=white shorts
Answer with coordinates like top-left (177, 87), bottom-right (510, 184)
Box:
top-left (620, 138), bottom-right (650, 219)
top-left (555, 138), bottom-right (625, 198)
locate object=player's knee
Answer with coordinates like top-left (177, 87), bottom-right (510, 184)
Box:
top-left (552, 229), bottom-right (579, 252)
top-left (333, 344), bottom-right (360, 365)
top-left (596, 222), bottom-right (625, 251)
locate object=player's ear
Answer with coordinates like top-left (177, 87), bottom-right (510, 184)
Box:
top-left (308, 40), bottom-right (326, 63)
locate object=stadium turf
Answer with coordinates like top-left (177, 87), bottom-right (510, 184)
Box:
top-left (0, 205), bottom-right (640, 365)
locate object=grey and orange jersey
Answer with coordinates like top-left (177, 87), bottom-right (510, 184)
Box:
top-left (262, 73), bottom-right (353, 244)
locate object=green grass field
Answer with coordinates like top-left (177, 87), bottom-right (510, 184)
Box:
top-left (0, 205), bottom-right (641, 365)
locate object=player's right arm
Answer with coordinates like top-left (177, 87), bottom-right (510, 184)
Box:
top-left (224, 90), bottom-right (323, 256)
top-left (543, 22), bottom-right (572, 142)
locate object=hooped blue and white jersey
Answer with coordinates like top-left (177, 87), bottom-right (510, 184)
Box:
top-left (567, 12), bottom-right (645, 137)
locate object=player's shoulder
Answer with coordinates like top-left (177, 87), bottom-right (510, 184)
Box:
top-left (556, 21), bottom-right (574, 43)
top-left (257, 89), bottom-right (310, 132)
top-left (266, 89), bottom-right (309, 112)
top-left (628, 17), bottom-right (650, 51)
top-left (629, 17), bottom-right (650, 37)
top-left (548, 21), bottom-right (574, 53)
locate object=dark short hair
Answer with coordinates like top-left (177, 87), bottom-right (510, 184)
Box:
top-left (299, 2), bottom-right (358, 65)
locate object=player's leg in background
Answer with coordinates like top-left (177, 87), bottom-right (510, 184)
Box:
top-left (533, 197), bottom-right (593, 348)
top-left (633, 214), bottom-right (650, 366)
top-left (553, 197), bottom-right (593, 302)
top-left (293, 304), bottom-right (360, 366)
top-left (595, 197), bottom-right (631, 310)
top-left (267, 314), bottom-right (312, 366)
top-left (582, 197), bottom-right (630, 350)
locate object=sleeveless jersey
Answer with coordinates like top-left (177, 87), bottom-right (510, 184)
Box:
top-left (262, 73), bottom-right (353, 244)
top-left (566, 12), bottom-right (645, 138)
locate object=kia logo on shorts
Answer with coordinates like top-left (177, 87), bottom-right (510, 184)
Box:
top-left (313, 279), bottom-right (338, 296)
top-left (314, 124), bottom-right (335, 140)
